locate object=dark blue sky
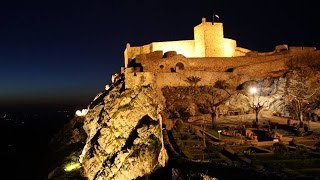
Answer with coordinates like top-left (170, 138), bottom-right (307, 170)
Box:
top-left (0, 0), bottom-right (319, 108)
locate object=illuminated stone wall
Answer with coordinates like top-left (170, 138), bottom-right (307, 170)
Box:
top-left (124, 70), bottom-right (231, 89)
top-left (136, 50), bottom-right (294, 73)
top-left (235, 47), bottom-right (251, 56)
top-left (124, 48), bottom-right (320, 89)
top-left (124, 43), bottom-right (152, 68)
top-left (155, 71), bottom-right (231, 87)
top-left (152, 40), bottom-right (195, 58)
top-left (233, 59), bottom-right (287, 78)
top-left (124, 70), bottom-right (156, 89)
top-left (194, 20), bottom-right (237, 57)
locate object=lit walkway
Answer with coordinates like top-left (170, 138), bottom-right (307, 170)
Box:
top-left (217, 112), bottom-right (320, 134)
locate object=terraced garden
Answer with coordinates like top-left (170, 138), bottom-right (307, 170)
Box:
top-left (168, 118), bottom-right (320, 179)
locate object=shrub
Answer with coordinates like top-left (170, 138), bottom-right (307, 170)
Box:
top-left (185, 76), bottom-right (201, 87)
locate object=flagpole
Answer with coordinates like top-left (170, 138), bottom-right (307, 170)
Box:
top-left (213, 15), bottom-right (215, 24)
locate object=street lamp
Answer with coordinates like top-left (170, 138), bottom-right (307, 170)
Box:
top-left (250, 87), bottom-right (258, 95)
top-left (249, 86), bottom-right (263, 126)
top-left (218, 130), bottom-right (222, 140)
top-left (249, 86), bottom-right (258, 112)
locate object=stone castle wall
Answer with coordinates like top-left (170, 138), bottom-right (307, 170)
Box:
top-left (124, 48), bottom-right (320, 89)
top-left (136, 50), bottom-right (293, 73)
top-left (124, 70), bottom-right (155, 89)
top-left (152, 40), bottom-right (195, 58)
top-left (233, 58), bottom-right (287, 77)
top-left (124, 44), bottom-right (152, 68)
top-left (155, 71), bottom-right (232, 87)
top-left (124, 70), bottom-right (231, 89)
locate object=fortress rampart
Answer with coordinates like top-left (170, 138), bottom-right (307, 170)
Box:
top-left (135, 50), bottom-right (291, 73)
top-left (124, 48), bottom-right (320, 89)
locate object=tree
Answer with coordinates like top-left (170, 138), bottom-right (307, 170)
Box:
top-left (285, 68), bottom-right (320, 127)
top-left (203, 80), bottom-right (232, 128)
top-left (214, 80), bottom-right (231, 96)
top-left (245, 81), bottom-right (270, 126)
top-left (249, 91), bottom-right (266, 126)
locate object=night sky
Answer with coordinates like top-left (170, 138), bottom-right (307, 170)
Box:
top-left (1, 0), bottom-right (319, 109)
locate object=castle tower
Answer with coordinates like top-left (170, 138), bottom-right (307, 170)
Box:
top-left (124, 17), bottom-right (239, 67)
top-left (194, 17), bottom-right (236, 57)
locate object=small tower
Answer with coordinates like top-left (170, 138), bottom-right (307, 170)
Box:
top-left (194, 17), bottom-right (236, 57)
top-left (124, 43), bottom-right (131, 68)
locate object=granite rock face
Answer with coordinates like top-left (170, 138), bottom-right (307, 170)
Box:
top-left (80, 78), bottom-right (168, 180)
top-left (226, 76), bottom-right (288, 114)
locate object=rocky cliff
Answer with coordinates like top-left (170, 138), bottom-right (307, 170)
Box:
top-left (80, 77), bottom-right (168, 180)
top-left (48, 75), bottom-right (168, 180)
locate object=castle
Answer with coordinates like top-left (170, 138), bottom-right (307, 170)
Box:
top-left (122, 18), bottom-right (319, 89)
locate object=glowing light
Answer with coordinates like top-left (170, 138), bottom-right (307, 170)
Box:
top-left (75, 109), bottom-right (88, 117)
top-left (64, 162), bottom-right (81, 172)
top-left (105, 84), bottom-right (110, 90)
top-left (250, 87), bottom-right (258, 94)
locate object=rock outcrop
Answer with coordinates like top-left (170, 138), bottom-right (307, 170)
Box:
top-left (226, 76), bottom-right (288, 114)
top-left (79, 77), bottom-right (168, 179)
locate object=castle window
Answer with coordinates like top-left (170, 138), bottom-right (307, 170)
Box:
top-left (225, 68), bottom-right (234, 72)
top-left (175, 62), bottom-right (184, 70)
top-left (160, 65), bottom-right (164, 69)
